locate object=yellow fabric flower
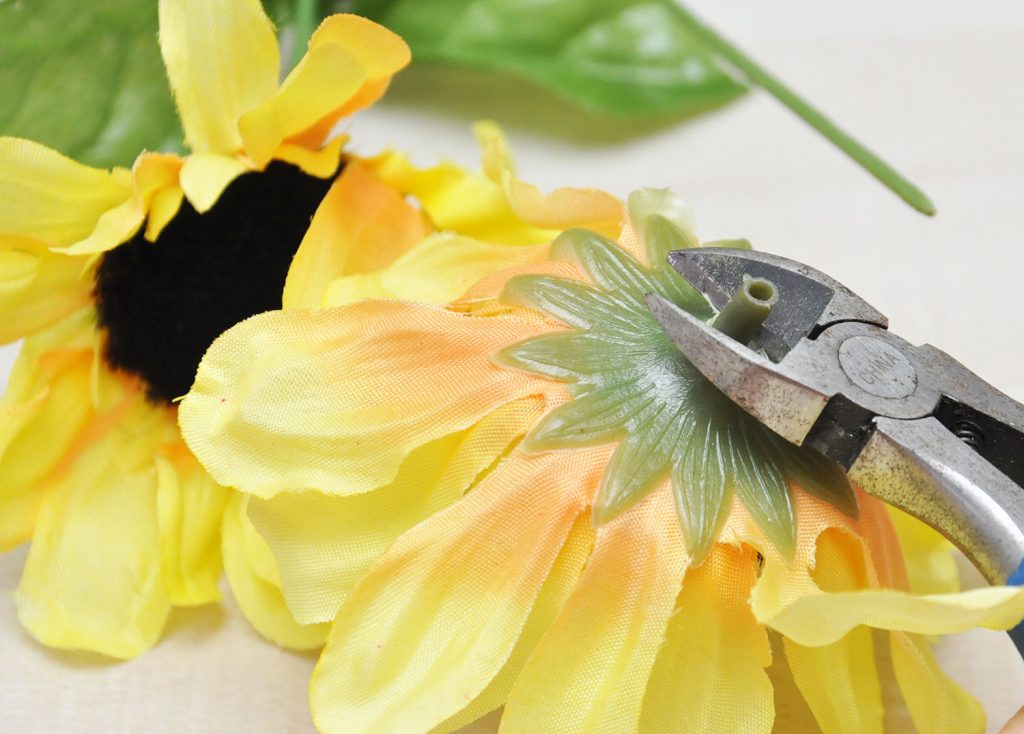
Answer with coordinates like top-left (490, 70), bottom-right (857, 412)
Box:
top-left (1, 0), bottom-right (622, 659)
top-left (182, 187), bottom-right (1024, 732)
top-left (0, 0), bottom-right (411, 658)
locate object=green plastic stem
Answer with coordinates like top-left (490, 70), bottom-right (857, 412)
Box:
top-left (713, 276), bottom-right (778, 345)
top-left (671, 3), bottom-right (936, 216)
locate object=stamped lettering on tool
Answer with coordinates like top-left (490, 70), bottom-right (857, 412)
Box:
top-left (838, 335), bottom-right (918, 399)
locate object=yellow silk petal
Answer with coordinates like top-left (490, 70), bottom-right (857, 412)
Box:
top-left (0, 354), bottom-right (93, 551)
top-left (179, 153), bottom-right (249, 213)
top-left (250, 397), bottom-right (545, 625)
top-left (273, 136), bottom-right (346, 179)
top-left (765, 631), bottom-right (829, 732)
top-left (638, 543), bottom-right (774, 734)
top-left (239, 15), bottom-right (408, 167)
top-left (364, 152), bottom-right (556, 246)
top-left (221, 493), bottom-right (328, 650)
top-left (889, 631), bottom-right (984, 734)
top-left (501, 487), bottom-right (689, 734)
top-left (748, 492), bottom-right (881, 633)
top-left (887, 507), bottom-right (960, 594)
top-left (282, 162), bottom-right (429, 310)
top-left (0, 317), bottom-right (94, 549)
top-left (0, 248), bottom-right (36, 294)
top-left (752, 496), bottom-right (1024, 643)
top-left (180, 301), bottom-right (556, 499)
top-left (15, 392), bottom-right (174, 659)
top-left (309, 14), bottom-right (411, 79)
top-left (0, 136), bottom-right (131, 246)
top-left (240, 47), bottom-right (364, 169)
top-left (324, 234), bottom-right (548, 308)
top-left (780, 526), bottom-right (885, 733)
top-left (435, 514), bottom-right (595, 734)
top-left (474, 121), bottom-right (624, 239)
top-left (146, 183), bottom-right (185, 241)
top-left (0, 237), bottom-right (92, 342)
top-left (56, 152), bottom-right (184, 255)
top-left (158, 0), bottom-right (279, 155)
top-left (762, 557), bottom-right (1024, 645)
top-left (310, 447), bottom-right (609, 734)
top-left (156, 448), bottom-right (231, 606)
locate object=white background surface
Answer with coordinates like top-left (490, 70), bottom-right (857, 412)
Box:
top-left (2, 0), bottom-right (1024, 731)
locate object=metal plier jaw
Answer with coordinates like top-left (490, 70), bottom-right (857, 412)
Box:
top-left (645, 248), bottom-right (1024, 594)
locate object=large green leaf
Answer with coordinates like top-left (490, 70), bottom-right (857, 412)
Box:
top-left (350, 0), bottom-right (747, 117)
top-left (351, 0), bottom-right (935, 214)
top-left (0, 0), bottom-right (305, 169)
top-left (0, 0), bottom-right (182, 168)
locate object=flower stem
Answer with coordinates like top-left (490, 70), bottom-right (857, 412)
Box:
top-left (290, 0), bottom-right (319, 70)
top-left (713, 277), bottom-right (778, 345)
top-left (672, 3), bottom-right (936, 216)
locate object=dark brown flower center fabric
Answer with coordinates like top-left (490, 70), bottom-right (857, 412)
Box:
top-left (94, 161), bottom-right (337, 403)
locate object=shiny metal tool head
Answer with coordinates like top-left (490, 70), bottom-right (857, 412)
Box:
top-left (646, 246), bottom-right (1024, 591)
top-left (665, 247), bottom-right (887, 361)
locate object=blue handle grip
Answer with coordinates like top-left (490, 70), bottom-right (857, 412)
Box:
top-left (1007, 557), bottom-right (1024, 657)
top-left (1008, 557), bottom-right (1024, 586)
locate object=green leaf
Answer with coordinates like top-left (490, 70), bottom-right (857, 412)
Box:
top-left (595, 407), bottom-right (679, 523)
top-left (350, 0), bottom-right (747, 117)
top-left (501, 274), bottom-right (637, 332)
top-left (0, 0), bottom-right (317, 169)
top-left (527, 387), bottom-right (649, 450)
top-left (672, 417), bottom-right (730, 561)
top-left (0, 0), bottom-right (183, 168)
top-left (496, 331), bottom-right (629, 383)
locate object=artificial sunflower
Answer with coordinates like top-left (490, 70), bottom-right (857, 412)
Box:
top-left (0, 0), bottom-right (621, 658)
top-left (182, 186), bottom-right (1024, 732)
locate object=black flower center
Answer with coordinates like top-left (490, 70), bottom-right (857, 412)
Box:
top-left (94, 161), bottom-right (337, 404)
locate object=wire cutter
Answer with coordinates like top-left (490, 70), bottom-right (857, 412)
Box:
top-left (645, 247), bottom-right (1024, 654)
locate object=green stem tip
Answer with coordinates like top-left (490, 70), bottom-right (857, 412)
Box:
top-left (713, 276), bottom-right (778, 345)
top-left (673, 3), bottom-right (936, 217)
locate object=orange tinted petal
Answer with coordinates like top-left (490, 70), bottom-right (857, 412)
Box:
top-left (474, 121), bottom-right (624, 239)
top-left (282, 162), bottom-right (429, 310)
top-left (436, 515), bottom-right (596, 732)
top-left (310, 447), bottom-right (610, 733)
top-left (756, 503), bottom-right (1024, 645)
top-left (180, 301), bottom-right (560, 498)
top-left (239, 15), bottom-right (409, 167)
top-left (502, 486), bottom-right (689, 733)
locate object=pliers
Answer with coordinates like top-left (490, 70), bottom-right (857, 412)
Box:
top-left (645, 247), bottom-right (1024, 655)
